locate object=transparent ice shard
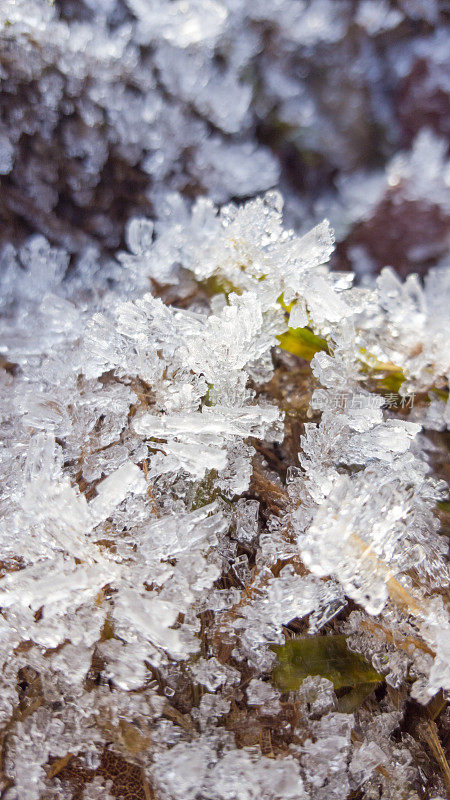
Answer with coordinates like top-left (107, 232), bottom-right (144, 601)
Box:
top-left (112, 588), bottom-right (198, 661)
top-left (134, 403), bottom-right (281, 483)
top-left (89, 461), bottom-right (147, 524)
top-left (301, 712), bottom-right (354, 796)
top-left (349, 740), bottom-right (387, 787)
top-left (191, 657), bottom-right (240, 691)
top-left (138, 502), bottom-right (228, 562)
top-left (246, 679), bottom-right (281, 715)
top-left (97, 639), bottom-right (150, 690)
top-left (296, 676), bottom-right (336, 716)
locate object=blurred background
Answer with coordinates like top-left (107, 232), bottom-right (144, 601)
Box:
top-left (0, 0), bottom-right (449, 281)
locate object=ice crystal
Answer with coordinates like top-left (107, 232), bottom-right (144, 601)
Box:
top-left (301, 712), bottom-right (354, 798)
top-left (246, 679), bottom-right (281, 715)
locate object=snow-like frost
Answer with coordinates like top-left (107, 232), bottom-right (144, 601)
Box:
top-left (0, 178), bottom-right (449, 800)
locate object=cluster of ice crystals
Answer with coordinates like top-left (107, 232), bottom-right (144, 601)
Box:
top-left (0, 7), bottom-right (449, 777)
top-left (300, 712), bottom-right (354, 799)
top-left (288, 312), bottom-right (448, 624)
top-left (0, 0), bottom-right (448, 269)
top-left (246, 679), bottom-right (281, 715)
top-left (191, 657), bottom-right (240, 692)
top-left (358, 263), bottom-right (450, 404)
top-left (295, 676), bottom-right (336, 716)
top-left (152, 737), bottom-right (307, 800)
top-left (227, 564), bottom-right (345, 670)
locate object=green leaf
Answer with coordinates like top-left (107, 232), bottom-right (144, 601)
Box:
top-left (204, 383), bottom-right (215, 407)
top-left (430, 387), bottom-right (449, 402)
top-left (272, 635), bottom-right (383, 710)
top-left (358, 348), bottom-right (405, 392)
top-left (201, 275), bottom-right (242, 298)
top-left (276, 327), bottom-right (328, 361)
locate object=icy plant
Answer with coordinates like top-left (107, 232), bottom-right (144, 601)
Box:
top-left (0, 186), bottom-right (449, 799)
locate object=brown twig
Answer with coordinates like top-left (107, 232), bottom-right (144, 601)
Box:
top-left (416, 718), bottom-right (450, 794)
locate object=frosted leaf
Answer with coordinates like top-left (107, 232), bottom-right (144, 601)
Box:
top-left (233, 569), bottom-right (344, 668)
